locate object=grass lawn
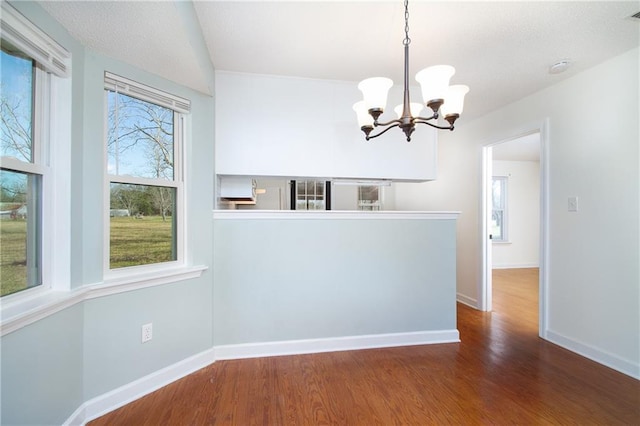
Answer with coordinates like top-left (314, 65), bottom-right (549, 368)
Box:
top-left (110, 215), bottom-right (175, 268)
top-left (0, 219), bottom-right (29, 297)
top-left (0, 216), bottom-right (174, 296)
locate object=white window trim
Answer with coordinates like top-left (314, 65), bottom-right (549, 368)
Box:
top-left (104, 72), bottom-right (189, 114)
top-left (0, 265), bottom-right (208, 337)
top-left (103, 73), bottom-right (189, 277)
top-left (0, 2), bottom-right (70, 77)
top-left (42, 68), bottom-right (72, 292)
top-left (1, 27), bottom-right (71, 301)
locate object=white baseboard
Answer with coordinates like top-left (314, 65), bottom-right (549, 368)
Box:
top-left (545, 329), bottom-right (639, 380)
top-left (214, 329), bottom-right (460, 360)
top-left (64, 348), bottom-right (216, 425)
top-left (64, 330), bottom-right (460, 425)
top-left (492, 263), bottom-right (539, 270)
top-left (456, 293), bottom-right (478, 309)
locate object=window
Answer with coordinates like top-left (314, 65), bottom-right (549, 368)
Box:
top-left (358, 185), bottom-right (382, 211)
top-left (105, 73), bottom-right (189, 270)
top-left (1, 3), bottom-right (70, 298)
top-left (1, 47), bottom-right (41, 298)
top-left (291, 179), bottom-right (331, 210)
top-left (491, 176), bottom-right (508, 242)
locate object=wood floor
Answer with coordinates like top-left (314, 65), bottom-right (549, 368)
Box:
top-left (90, 268), bottom-right (639, 425)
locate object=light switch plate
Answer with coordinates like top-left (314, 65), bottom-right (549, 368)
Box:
top-left (568, 196), bottom-right (578, 212)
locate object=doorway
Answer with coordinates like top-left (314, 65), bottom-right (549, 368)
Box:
top-left (481, 124), bottom-right (549, 338)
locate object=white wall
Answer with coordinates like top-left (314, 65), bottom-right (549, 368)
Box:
top-left (215, 71), bottom-right (438, 182)
top-left (492, 160), bottom-right (540, 269)
top-left (394, 48), bottom-right (639, 378)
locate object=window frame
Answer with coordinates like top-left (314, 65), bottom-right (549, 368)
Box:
top-left (1, 1), bottom-right (71, 300)
top-left (103, 73), bottom-right (189, 277)
top-left (491, 175), bottom-right (509, 243)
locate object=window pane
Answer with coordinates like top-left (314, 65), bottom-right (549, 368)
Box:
top-left (294, 179), bottom-right (327, 210)
top-left (492, 177), bottom-right (507, 241)
top-left (0, 169), bottom-right (41, 296)
top-left (1, 47), bottom-right (34, 162)
top-left (492, 210), bottom-right (503, 240)
top-left (492, 178), bottom-right (503, 209)
top-left (109, 183), bottom-right (176, 268)
top-left (107, 91), bottom-right (174, 180)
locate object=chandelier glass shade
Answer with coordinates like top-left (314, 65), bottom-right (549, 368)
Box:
top-left (354, 0), bottom-right (469, 142)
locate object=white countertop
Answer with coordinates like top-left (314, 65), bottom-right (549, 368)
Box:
top-left (213, 210), bottom-right (460, 220)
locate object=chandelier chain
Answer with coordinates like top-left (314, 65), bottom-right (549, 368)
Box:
top-left (403, 0), bottom-right (411, 46)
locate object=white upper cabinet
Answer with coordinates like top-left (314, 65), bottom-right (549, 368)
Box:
top-left (215, 72), bottom-right (437, 182)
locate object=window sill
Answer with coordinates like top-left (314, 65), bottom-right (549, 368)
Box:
top-left (0, 265), bottom-right (208, 336)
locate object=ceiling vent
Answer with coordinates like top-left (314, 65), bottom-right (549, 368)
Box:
top-left (630, 11), bottom-right (640, 19)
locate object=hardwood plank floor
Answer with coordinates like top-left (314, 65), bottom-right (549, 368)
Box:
top-left (90, 268), bottom-right (639, 425)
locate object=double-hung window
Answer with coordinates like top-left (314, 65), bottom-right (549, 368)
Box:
top-left (104, 73), bottom-right (190, 271)
top-left (0, 3), bottom-right (70, 298)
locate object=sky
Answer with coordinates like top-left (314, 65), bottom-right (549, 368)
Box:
top-left (1, 48), bottom-right (33, 162)
top-left (107, 91), bottom-right (175, 180)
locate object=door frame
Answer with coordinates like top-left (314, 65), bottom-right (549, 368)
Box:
top-left (480, 119), bottom-right (550, 338)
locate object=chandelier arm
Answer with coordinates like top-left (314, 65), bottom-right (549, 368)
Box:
top-left (374, 118), bottom-right (403, 127)
top-left (413, 114), bottom-right (437, 121)
top-left (414, 120), bottom-right (454, 131)
top-left (366, 123), bottom-right (401, 140)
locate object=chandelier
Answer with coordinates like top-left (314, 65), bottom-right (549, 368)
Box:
top-left (353, 0), bottom-right (469, 142)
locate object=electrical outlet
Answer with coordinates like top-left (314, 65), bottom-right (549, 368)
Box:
top-left (568, 196), bottom-right (579, 212)
top-left (141, 323), bottom-right (153, 343)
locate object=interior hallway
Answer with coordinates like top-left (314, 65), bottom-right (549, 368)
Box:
top-left (492, 267), bottom-right (540, 332)
top-left (90, 268), bottom-right (639, 425)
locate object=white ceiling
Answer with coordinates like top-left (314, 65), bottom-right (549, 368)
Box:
top-left (39, 1), bottom-right (639, 121)
top-left (493, 133), bottom-right (540, 162)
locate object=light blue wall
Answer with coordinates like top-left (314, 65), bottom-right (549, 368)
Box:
top-left (213, 217), bottom-right (457, 345)
top-left (78, 26), bottom-right (216, 406)
top-left (1, 2), bottom-right (215, 424)
top-left (1, 305), bottom-right (84, 426)
top-left (83, 280), bottom-right (213, 400)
